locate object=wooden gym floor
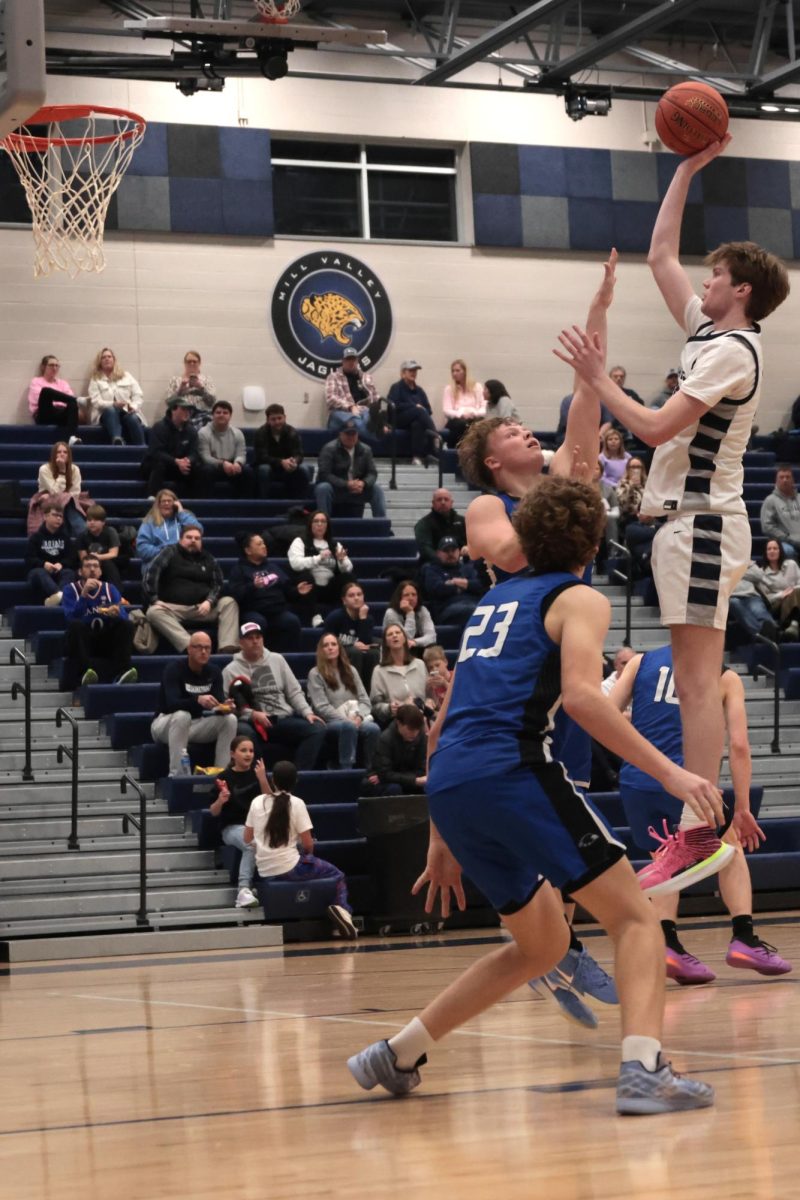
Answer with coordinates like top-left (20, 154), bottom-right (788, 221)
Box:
top-left (3, 915), bottom-right (800, 1200)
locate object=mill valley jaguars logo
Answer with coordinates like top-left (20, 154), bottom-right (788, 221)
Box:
top-left (271, 250), bottom-right (393, 378)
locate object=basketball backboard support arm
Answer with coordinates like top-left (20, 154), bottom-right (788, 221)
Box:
top-left (122, 16), bottom-right (388, 49)
top-left (0, 0), bottom-right (46, 139)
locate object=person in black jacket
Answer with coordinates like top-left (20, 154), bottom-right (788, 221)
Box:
top-left (253, 404), bottom-right (313, 499)
top-left (413, 488), bottom-right (467, 564)
top-left (368, 703), bottom-right (428, 795)
top-left (143, 525), bottom-right (240, 652)
top-left (323, 579), bottom-right (379, 686)
top-left (419, 537), bottom-right (483, 628)
top-left (209, 735), bottom-right (269, 908)
top-left (387, 360), bottom-right (440, 467)
top-left (314, 424), bottom-right (387, 517)
top-left (225, 532), bottom-right (303, 652)
top-left (25, 500), bottom-right (77, 604)
top-left (141, 397), bottom-right (208, 497)
top-left (150, 631), bottom-right (238, 776)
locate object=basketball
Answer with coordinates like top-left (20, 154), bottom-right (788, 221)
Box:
top-left (655, 82), bottom-right (729, 155)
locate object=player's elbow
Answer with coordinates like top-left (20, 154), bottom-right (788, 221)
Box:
top-left (561, 684), bottom-right (595, 725)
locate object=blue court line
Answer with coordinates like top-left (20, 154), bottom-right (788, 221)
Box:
top-left (2, 1059), bottom-right (796, 1139)
top-left (3, 913), bottom-right (797, 978)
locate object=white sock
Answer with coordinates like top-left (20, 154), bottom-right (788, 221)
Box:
top-left (388, 1017), bottom-right (435, 1069)
top-left (621, 1035), bottom-right (661, 1072)
top-left (678, 805), bottom-right (707, 832)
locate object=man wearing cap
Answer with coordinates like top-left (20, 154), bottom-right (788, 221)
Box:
top-left (414, 488), bottom-right (467, 565)
top-left (222, 624), bottom-right (326, 768)
top-left (650, 368), bottom-right (681, 410)
top-left (151, 631), bottom-right (237, 777)
top-left (387, 360), bottom-right (441, 467)
top-left (419, 537), bottom-right (483, 629)
top-left (142, 396), bottom-right (203, 497)
top-left (325, 348), bottom-right (380, 436)
top-left (315, 424), bottom-right (387, 518)
top-left (197, 400), bottom-right (255, 497)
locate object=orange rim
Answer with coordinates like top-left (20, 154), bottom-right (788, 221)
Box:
top-left (3, 104), bottom-right (146, 152)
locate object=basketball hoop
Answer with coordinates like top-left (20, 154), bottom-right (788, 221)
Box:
top-left (253, 0), bottom-right (301, 23)
top-left (0, 104), bottom-right (146, 278)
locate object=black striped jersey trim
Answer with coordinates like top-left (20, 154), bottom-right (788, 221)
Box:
top-left (683, 329), bottom-right (761, 499)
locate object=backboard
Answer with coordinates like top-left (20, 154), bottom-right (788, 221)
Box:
top-left (0, 0), bottom-right (46, 140)
top-left (123, 15), bottom-right (387, 48)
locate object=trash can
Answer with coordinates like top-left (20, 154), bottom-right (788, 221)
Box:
top-left (357, 794), bottom-right (437, 934)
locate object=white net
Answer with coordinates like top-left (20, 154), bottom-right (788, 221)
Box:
top-left (1, 105), bottom-right (145, 278)
top-left (252, 0), bottom-right (301, 20)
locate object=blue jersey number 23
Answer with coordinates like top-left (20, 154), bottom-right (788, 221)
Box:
top-left (457, 601), bottom-right (519, 662)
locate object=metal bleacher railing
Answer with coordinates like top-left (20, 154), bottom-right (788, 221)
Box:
top-left (10, 645), bottom-right (34, 782)
top-left (120, 773), bottom-right (149, 927)
top-left (55, 706), bottom-right (80, 850)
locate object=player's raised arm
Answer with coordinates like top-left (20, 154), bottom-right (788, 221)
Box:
top-left (649, 135), bottom-right (731, 328)
top-left (551, 249), bottom-right (617, 479)
top-left (607, 653), bottom-right (642, 713)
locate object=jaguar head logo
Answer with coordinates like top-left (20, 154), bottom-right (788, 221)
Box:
top-left (300, 291), bottom-right (365, 346)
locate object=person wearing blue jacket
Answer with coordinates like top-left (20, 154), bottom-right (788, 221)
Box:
top-left (135, 490), bottom-right (203, 568)
top-left (419, 537), bottom-right (483, 628)
top-left (61, 555), bottom-right (136, 688)
top-left (387, 360), bottom-right (441, 467)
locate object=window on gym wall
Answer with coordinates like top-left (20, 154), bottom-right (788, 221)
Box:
top-left (271, 139), bottom-right (458, 243)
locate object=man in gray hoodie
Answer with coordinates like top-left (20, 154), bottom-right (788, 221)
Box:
top-left (760, 465), bottom-right (800, 559)
top-left (221, 623), bottom-right (326, 769)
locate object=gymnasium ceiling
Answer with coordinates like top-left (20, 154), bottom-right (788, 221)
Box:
top-left (41, 1), bottom-right (800, 115)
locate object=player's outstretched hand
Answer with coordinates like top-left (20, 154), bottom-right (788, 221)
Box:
top-left (568, 443), bottom-right (592, 483)
top-left (732, 809), bottom-right (766, 853)
top-left (595, 247), bottom-right (618, 309)
top-left (553, 326), bottom-right (605, 383)
top-left (412, 839), bottom-right (466, 919)
top-left (682, 131), bottom-right (732, 175)
top-left (666, 765), bottom-right (724, 827)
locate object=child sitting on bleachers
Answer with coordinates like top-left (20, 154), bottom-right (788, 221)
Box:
top-left (75, 504), bottom-right (123, 589)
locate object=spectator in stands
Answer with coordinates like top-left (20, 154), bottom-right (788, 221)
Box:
top-left (442, 358), bottom-right (485, 447)
top-left (197, 400), bottom-right (254, 497)
top-left (598, 427), bottom-right (631, 487)
top-left (323, 580), bottom-right (379, 687)
top-left (413, 488), bottom-right (467, 565)
top-left (601, 646), bottom-right (636, 696)
top-left (649, 368), bottom-right (680, 409)
top-left (143, 525), bottom-right (239, 652)
top-left (370, 623), bottom-right (428, 725)
top-left (608, 364), bottom-right (644, 407)
top-left (253, 403), bottom-right (313, 499)
top-left (756, 539), bottom-right (800, 640)
top-left (88, 347), bottom-right (146, 446)
top-left (25, 500), bottom-right (77, 605)
top-left (728, 566), bottom-right (780, 643)
top-left (557, 391), bottom-right (613, 445)
top-left (592, 460), bottom-right (619, 571)
top-left (423, 644), bottom-right (451, 714)
top-left (142, 397), bottom-right (204, 498)
top-left (75, 504), bottom-right (123, 589)
top-left (483, 379), bottom-right (519, 422)
top-left (209, 735), bottom-right (268, 909)
top-left (226, 532), bottom-right (302, 652)
top-left (37, 441), bottom-right (87, 537)
top-left (368, 703), bottom-right (428, 795)
top-left (307, 634), bottom-right (381, 769)
top-left (221, 624), bottom-right (326, 768)
top-left (151, 631), bottom-right (237, 776)
top-left (383, 580), bottom-right (436, 651)
top-left (287, 510), bottom-right (354, 627)
top-left (325, 347), bottom-right (380, 436)
top-left (759, 465), bottom-right (800, 560)
top-left (617, 457), bottom-right (655, 577)
top-left (243, 759), bottom-right (357, 939)
top-left (28, 354), bottom-right (81, 444)
top-left (315, 423), bottom-right (387, 518)
top-left (420, 537), bottom-right (482, 629)
top-left (165, 350), bottom-right (216, 430)
top-left (61, 554), bottom-right (136, 688)
top-left (136, 491), bottom-right (203, 567)
top-left (387, 360), bottom-right (440, 467)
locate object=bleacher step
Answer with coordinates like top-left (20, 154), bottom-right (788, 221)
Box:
top-left (0, 920), bottom-right (281, 962)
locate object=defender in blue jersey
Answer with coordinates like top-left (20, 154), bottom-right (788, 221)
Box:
top-left (612, 647), bottom-right (791, 983)
top-left (348, 478), bottom-right (721, 1115)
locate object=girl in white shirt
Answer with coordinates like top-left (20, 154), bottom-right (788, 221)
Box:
top-left (244, 760), bottom-right (357, 938)
top-left (287, 510), bottom-right (354, 626)
top-left (88, 347), bottom-right (146, 446)
top-left (442, 358), bottom-right (485, 446)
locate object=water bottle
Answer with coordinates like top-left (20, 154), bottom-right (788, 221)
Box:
top-left (177, 748), bottom-right (191, 777)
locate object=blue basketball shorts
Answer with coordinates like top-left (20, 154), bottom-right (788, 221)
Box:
top-left (428, 762), bottom-right (626, 915)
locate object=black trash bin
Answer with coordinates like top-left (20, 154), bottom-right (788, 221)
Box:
top-left (358, 794), bottom-right (437, 934)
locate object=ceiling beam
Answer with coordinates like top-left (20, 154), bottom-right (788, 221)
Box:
top-left (540, 0), bottom-right (708, 85)
top-left (413, 0), bottom-right (572, 86)
top-left (748, 54), bottom-right (800, 95)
